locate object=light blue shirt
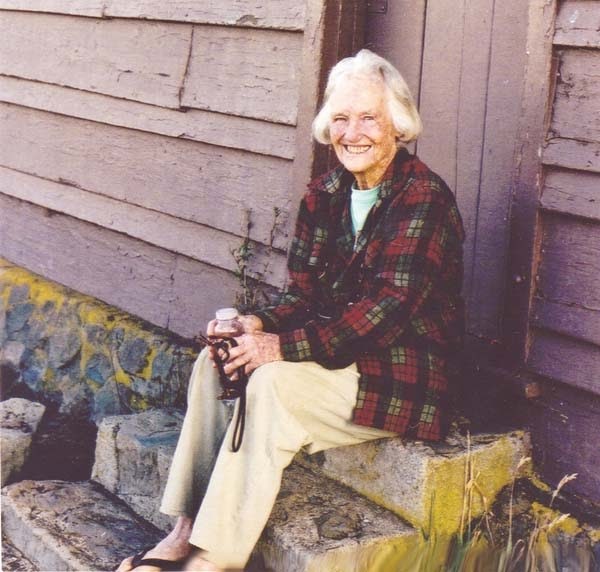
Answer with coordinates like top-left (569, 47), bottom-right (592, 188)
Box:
top-left (350, 183), bottom-right (380, 236)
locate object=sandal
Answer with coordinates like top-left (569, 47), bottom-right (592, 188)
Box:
top-left (128, 546), bottom-right (187, 571)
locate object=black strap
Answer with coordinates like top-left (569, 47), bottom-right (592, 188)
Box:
top-left (230, 388), bottom-right (246, 452)
top-left (194, 334), bottom-right (248, 452)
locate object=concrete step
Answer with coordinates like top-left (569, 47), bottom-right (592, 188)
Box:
top-left (1, 473), bottom-right (418, 572)
top-left (92, 408), bottom-right (184, 531)
top-left (94, 410), bottom-right (530, 539)
top-left (1, 398), bottom-right (46, 487)
top-left (250, 463), bottom-right (418, 572)
top-left (92, 410), bottom-right (420, 571)
top-left (2, 533), bottom-right (38, 572)
top-left (297, 429), bottom-right (530, 535)
top-left (1, 480), bottom-right (164, 572)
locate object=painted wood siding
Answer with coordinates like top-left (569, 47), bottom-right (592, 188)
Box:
top-left (0, 1), bottom-right (356, 337)
top-left (527, 0), bottom-right (600, 503)
top-left (532, 0), bottom-right (600, 395)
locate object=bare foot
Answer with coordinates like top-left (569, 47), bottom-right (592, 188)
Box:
top-left (183, 550), bottom-right (222, 572)
top-left (116, 516), bottom-right (194, 571)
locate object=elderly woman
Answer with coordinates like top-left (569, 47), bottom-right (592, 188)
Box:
top-left (119, 49), bottom-right (464, 571)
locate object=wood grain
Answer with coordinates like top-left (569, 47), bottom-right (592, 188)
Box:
top-left (528, 328), bottom-right (600, 395)
top-left (0, 194), bottom-right (241, 338)
top-left (0, 1), bottom-right (103, 16)
top-left (541, 168), bottom-right (600, 221)
top-left (103, 0), bottom-right (306, 31)
top-left (0, 104), bottom-right (293, 248)
top-left (530, 380), bottom-right (600, 505)
top-left (365, 0), bottom-right (426, 103)
top-left (0, 0), bottom-right (306, 30)
top-left (552, 48), bottom-right (600, 143)
top-left (532, 296), bottom-right (600, 346)
top-left (554, 0), bottom-right (600, 48)
top-left (417, 0), bottom-right (465, 192)
top-left (0, 76), bottom-right (296, 159)
top-left (537, 213), bottom-right (600, 310)
top-left (0, 167), bottom-right (288, 287)
top-left (467, 0), bottom-right (530, 339)
top-left (454, 0), bottom-right (496, 329)
top-left (543, 138), bottom-right (600, 173)
top-left (181, 26), bottom-right (302, 125)
top-left (0, 12), bottom-right (191, 108)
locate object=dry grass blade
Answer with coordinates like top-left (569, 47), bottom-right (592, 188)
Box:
top-left (550, 473), bottom-right (577, 507)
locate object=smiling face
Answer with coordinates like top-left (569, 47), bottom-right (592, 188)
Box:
top-left (328, 75), bottom-right (400, 189)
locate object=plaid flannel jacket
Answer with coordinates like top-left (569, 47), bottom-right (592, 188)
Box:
top-left (255, 149), bottom-right (465, 441)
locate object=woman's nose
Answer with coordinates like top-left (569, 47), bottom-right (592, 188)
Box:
top-left (344, 118), bottom-right (362, 141)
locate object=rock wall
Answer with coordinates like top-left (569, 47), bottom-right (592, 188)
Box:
top-left (0, 259), bottom-right (198, 423)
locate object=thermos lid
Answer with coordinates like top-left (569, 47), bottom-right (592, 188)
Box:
top-left (215, 307), bottom-right (239, 321)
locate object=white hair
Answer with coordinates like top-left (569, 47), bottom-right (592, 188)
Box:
top-left (312, 49), bottom-right (422, 145)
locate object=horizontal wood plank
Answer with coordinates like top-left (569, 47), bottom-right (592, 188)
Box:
top-left (532, 296), bottom-right (600, 346)
top-left (541, 168), bottom-right (600, 221)
top-left (0, 11), bottom-right (190, 108)
top-left (0, 194), bottom-right (242, 338)
top-left (530, 381), bottom-right (600, 504)
top-left (543, 138), bottom-right (600, 173)
top-left (0, 167), bottom-right (287, 287)
top-left (103, 1), bottom-right (306, 31)
top-left (528, 329), bottom-right (600, 396)
top-left (0, 1), bottom-right (305, 30)
top-left (0, 103), bottom-right (293, 249)
top-left (0, 76), bottom-right (295, 159)
top-left (0, 1), bottom-right (103, 16)
top-left (552, 48), bottom-right (600, 143)
top-left (181, 26), bottom-right (302, 125)
top-left (537, 213), bottom-right (600, 310)
top-left (554, 0), bottom-right (600, 48)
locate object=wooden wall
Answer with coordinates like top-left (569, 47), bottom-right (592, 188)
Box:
top-left (527, 0), bottom-right (600, 501)
top-left (366, 0), bottom-right (530, 342)
top-left (0, 1), bottom-right (363, 338)
top-left (368, 0), bottom-right (600, 504)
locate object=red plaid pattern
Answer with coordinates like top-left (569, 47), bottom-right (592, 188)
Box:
top-left (255, 149), bottom-right (464, 441)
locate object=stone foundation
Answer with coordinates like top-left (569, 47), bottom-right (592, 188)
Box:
top-left (1, 259), bottom-right (199, 426)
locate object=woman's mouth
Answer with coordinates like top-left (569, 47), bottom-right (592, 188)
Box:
top-left (344, 145), bottom-right (371, 154)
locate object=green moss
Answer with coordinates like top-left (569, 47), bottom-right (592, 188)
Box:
top-left (0, 259), bottom-right (195, 418)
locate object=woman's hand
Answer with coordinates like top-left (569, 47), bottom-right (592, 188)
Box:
top-left (223, 332), bottom-right (283, 376)
top-left (237, 314), bottom-right (264, 334)
top-left (206, 314), bottom-right (264, 366)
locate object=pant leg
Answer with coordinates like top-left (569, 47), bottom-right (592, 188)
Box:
top-left (160, 348), bottom-right (233, 517)
top-left (189, 360), bottom-right (396, 569)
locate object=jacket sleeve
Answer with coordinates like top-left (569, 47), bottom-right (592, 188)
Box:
top-left (277, 182), bottom-right (460, 363)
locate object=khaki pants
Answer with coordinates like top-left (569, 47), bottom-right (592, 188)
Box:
top-left (160, 348), bottom-right (396, 569)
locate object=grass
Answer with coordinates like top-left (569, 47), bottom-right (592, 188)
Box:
top-left (438, 434), bottom-right (596, 572)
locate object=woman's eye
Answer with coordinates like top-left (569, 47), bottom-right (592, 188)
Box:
top-left (363, 115), bottom-right (375, 122)
top-left (333, 116), bottom-right (347, 123)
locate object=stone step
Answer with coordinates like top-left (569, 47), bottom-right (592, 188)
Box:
top-left (1, 473), bottom-right (418, 572)
top-left (92, 410), bottom-right (420, 570)
top-left (1, 398), bottom-right (46, 487)
top-left (1, 480), bottom-right (164, 572)
top-left (249, 463), bottom-right (418, 572)
top-left (92, 408), bottom-right (185, 531)
top-left (2, 533), bottom-right (38, 572)
top-left (94, 410), bottom-right (530, 539)
top-left (297, 429), bottom-right (531, 535)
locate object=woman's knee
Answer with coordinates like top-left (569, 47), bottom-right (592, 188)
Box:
top-left (246, 361), bottom-right (307, 416)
